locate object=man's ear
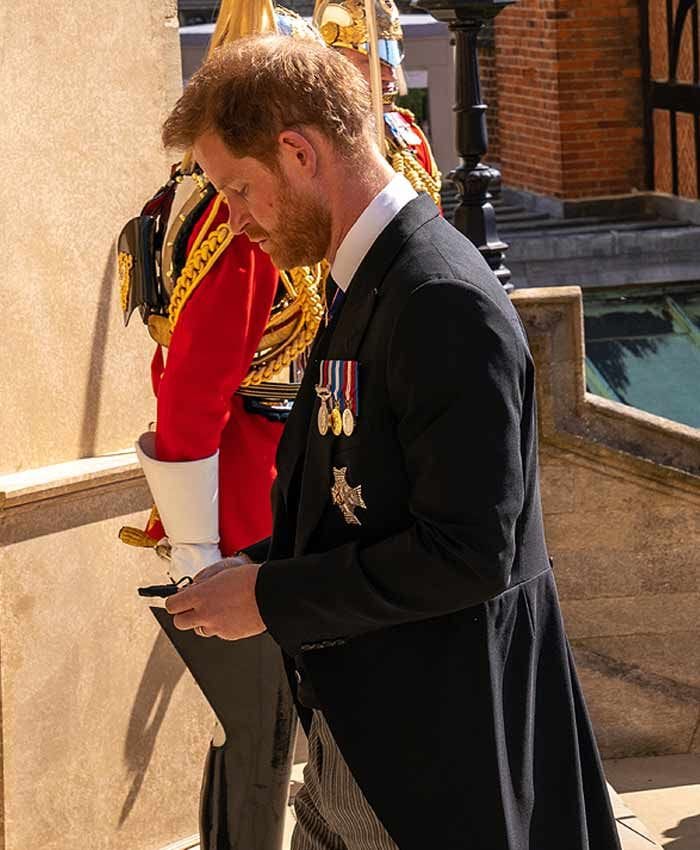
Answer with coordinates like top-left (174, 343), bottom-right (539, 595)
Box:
top-left (277, 130), bottom-right (318, 177)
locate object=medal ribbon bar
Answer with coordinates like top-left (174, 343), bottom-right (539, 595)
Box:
top-left (317, 359), bottom-right (359, 437)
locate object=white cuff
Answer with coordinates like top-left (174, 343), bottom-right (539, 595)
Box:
top-left (168, 543), bottom-right (223, 581)
top-left (135, 432), bottom-right (220, 546)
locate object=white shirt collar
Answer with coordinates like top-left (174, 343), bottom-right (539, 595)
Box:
top-left (331, 174), bottom-right (418, 292)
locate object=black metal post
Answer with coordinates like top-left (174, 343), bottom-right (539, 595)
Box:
top-left (412, 0), bottom-right (515, 289)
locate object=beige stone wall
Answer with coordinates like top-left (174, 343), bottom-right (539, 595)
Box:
top-left (543, 446), bottom-right (699, 759)
top-left (0, 468), bottom-right (212, 850)
top-left (0, 4), bottom-right (218, 848)
top-left (512, 287), bottom-right (700, 760)
top-left (1, 0), bottom-right (182, 474)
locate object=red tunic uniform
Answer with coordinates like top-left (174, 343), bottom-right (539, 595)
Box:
top-left (399, 111), bottom-right (437, 178)
top-left (150, 195), bottom-right (281, 555)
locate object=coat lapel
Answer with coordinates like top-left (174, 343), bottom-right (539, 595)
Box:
top-left (290, 194), bottom-right (439, 554)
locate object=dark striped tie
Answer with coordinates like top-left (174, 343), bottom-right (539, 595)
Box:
top-left (326, 274), bottom-right (346, 323)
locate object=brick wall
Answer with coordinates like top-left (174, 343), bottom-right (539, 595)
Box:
top-left (479, 23), bottom-right (500, 163)
top-left (494, 0), bottom-right (646, 199)
top-left (494, 0), bottom-right (564, 196)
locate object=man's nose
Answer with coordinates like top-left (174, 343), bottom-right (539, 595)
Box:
top-left (225, 195), bottom-right (251, 235)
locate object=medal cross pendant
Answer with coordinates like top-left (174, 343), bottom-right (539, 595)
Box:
top-left (331, 466), bottom-right (366, 526)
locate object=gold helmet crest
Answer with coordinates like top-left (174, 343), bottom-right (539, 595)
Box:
top-left (313, 0), bottom-right (404, 68)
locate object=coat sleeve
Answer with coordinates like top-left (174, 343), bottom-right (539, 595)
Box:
top-left (154, 234), bottom-right (278, 462)
top-left (242, 536), bottom-right (272, 563)
top-left (255, 281), bottom-right (528, 656)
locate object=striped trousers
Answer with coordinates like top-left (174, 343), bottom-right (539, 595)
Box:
top-left (291, 711), bottom-right (399, 850)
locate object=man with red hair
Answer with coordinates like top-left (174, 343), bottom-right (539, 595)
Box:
top-left (162, 35), bottom-right (621, 850)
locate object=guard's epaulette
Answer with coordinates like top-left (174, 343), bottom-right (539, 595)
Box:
top-left (393, 107), bottom-right (441, 186)
top-left (396, 105), bottom-right (416, 121)
top-left (384, 110), bottom-right (423, 149)
top-left (385, 108), bottom-right (442, 204)
top-left (168, 182), bottom-right (217, 294)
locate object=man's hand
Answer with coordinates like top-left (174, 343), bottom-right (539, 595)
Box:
top-left (165, 561), bottom-right (265, 641)
top-left (193, 551), bottom-right (252, 583)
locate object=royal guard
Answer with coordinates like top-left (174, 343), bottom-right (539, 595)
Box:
top-left (116, 4), bottom-right (325, 848)
top-left (313, 0), bottom-right (442, 205)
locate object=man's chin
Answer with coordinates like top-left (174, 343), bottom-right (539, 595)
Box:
top-left (269, 245), bottom-right (327, 270)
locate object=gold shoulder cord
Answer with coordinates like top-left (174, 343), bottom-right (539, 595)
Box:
top-left (388, 107), bottom-right (442, 206)
top-left (165, 191), bottom-right (326, 386)
top-left (188, 187), bottom-right (224, 257)
top-left (240, 261), bottom-right (326, 387)
top-left (168, 193), bottom-right (234, 331)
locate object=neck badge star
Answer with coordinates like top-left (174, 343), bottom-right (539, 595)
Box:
top-left (331, 466), bottom-right (367, 526)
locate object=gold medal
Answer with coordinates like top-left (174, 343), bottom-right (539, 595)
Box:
top-left (318, 402), bottom-right (329, 436)
top-left (342, 407), bottom-right (355, 436)
top-left (315, 386), bottom-right (331, 436)
top-left (330, 405), bottom-right (343, 436)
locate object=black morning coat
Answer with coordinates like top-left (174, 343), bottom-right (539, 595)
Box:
top-left (244, 194), bottom-right (621, 850)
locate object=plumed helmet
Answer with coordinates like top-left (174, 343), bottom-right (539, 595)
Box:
top-left (207, 0), bottom-right (323, 55)
top-left (274, 6), bottom-right (325, 42)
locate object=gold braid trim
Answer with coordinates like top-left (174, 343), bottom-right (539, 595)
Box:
top-left (390, 147), bottom-right (442, 206)
top-left (168, 222), bottom-right (234, 330)
top-left (190, 192), bottom-right (225, 255)
top-left (388, 107), bottom-right (442, 206)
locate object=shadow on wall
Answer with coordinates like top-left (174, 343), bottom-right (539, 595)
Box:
top-left (663, 815), bottom-right (700, 850)
top-left (80, 248), bottom-right (114, 458)
top-left (118, 629), bottom-right (186, 826)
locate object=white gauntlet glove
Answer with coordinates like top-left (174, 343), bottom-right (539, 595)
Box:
top-left (135, 432), bottom-right (222, 581)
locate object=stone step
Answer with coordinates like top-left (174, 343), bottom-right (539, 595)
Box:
top-left (507, 222), bottom-right (700, 257)
top-left (439, 191), bottom-right (689, 241)
top-left (491, 203), bottom-right (527, 216)
top-left (495, 210), bottom-right (552, 224)
top-left (605, 754), bottom-right (700, 850)
top-left (440, 184), bottom-right (700, 287)
top-left (500, 214), bottom-right (659, 235)
top-left (607, 783), bottom-right (664, 849)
